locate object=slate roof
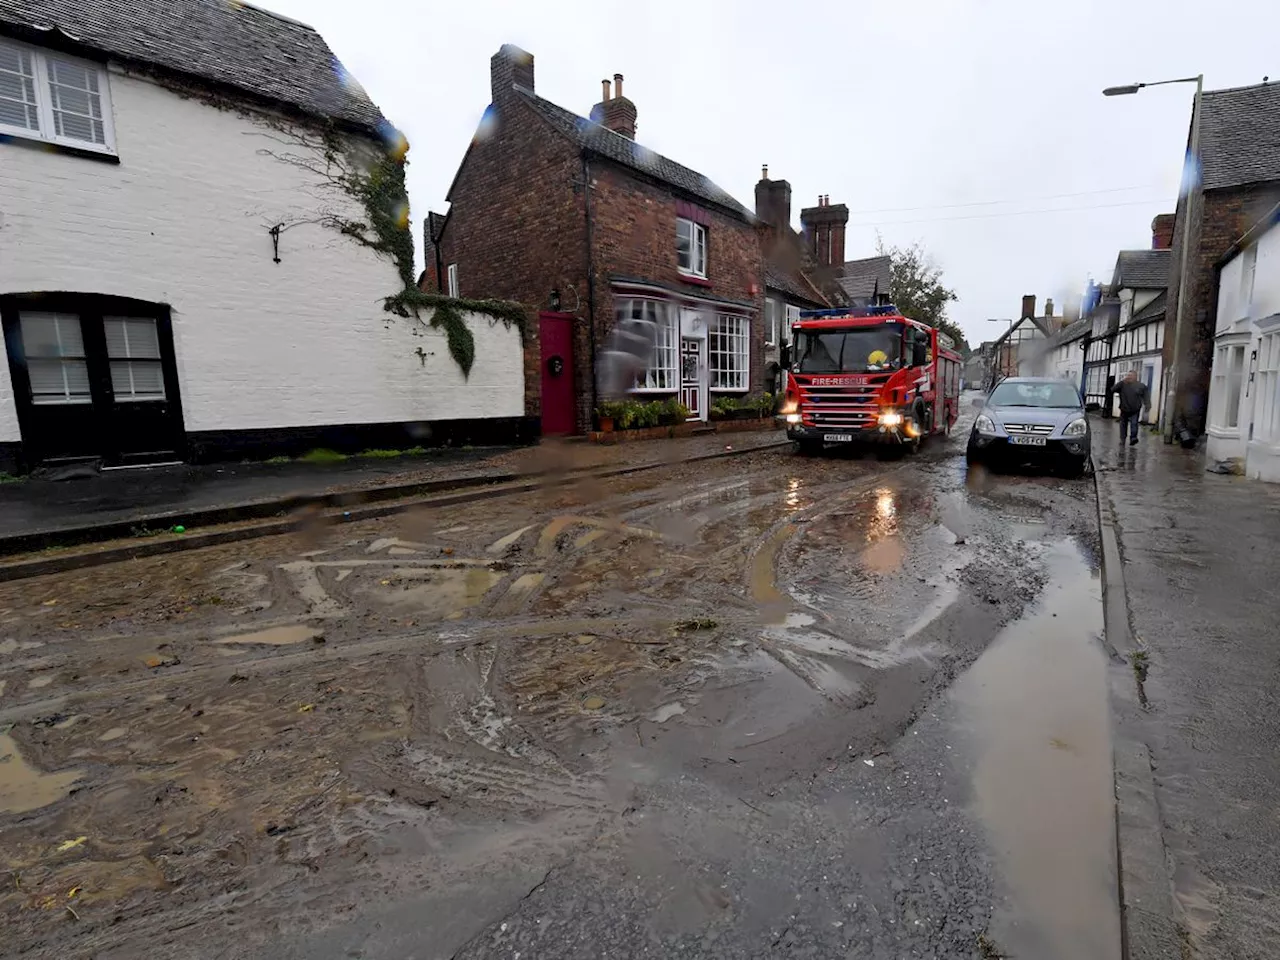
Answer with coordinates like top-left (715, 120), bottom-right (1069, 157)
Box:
top-left (0, 0), bottom-right (385, 133)
top-left (515, 87), bottom-right (752, 219)
top-left (764, 259), bottom-right (828, 307)
top-left (1199, 82), bottom-right (1280, 191)
top-left (835, 255), bottom-right (892, 301)
top-left (1129, 290), bottom-right (1167, 326)
top-left (1044, 316), bottom-right (1091, 349)
top-left (1113, 249), bottom-right (1170, 290)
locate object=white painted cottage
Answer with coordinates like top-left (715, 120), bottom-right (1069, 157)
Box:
top-left (0, 0), bottom-right (527, 472)
top-left (1206, 203), bottom-right (1280, 482)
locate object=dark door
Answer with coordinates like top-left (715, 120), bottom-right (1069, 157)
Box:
top-left (538, 312), bottom-right (576, 435)
top-left (2, 294), bottom-right (185, 467)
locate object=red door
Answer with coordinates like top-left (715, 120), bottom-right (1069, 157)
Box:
top-left (539, 312), bottom-right (576, 435)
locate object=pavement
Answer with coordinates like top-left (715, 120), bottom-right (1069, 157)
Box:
top-left (0, 402), bottom-right (1124, 959)
top-left (0, 431), bottom-right (786, 549)
top-left (1095, 420), bottom-right (1280, 960)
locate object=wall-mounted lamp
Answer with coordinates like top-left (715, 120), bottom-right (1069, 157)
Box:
top-left (269, 224), bottom-right (283, 264)
top-left (550, 287), bottom-right (561, 311)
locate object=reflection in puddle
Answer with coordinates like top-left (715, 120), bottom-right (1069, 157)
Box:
top-left (0, 732), bottom-right (82, 814)
top-left (950, 540), bottom-right (1118, 960)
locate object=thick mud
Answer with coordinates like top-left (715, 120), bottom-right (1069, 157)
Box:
top-left (0, 412), bottom-right (1112, 958)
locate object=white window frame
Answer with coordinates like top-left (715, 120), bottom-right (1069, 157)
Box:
top-left (1240, 245), bottom-right (1257, 319)
top-left (104, 316), bottom-right (166, 403)
top-left (1211, 341), bottom-right (1248, 432)
top-left (446, 263), bottom-right (459, 298)
top-left (0, 38), bottom-right (116, 154)
top-left (708, 314), bottom-right (749, 392)
top-left (1254, 331), bottom-right (1280, 445)
top-left (676, 217), bottom-right (707, 279)
top-left (19, 312), bottom-right (92, 406)
top-left (765, 298), bottom-right (779, 346)
top-left (619, 298), bottom-right (677, 392)
top-left (784, 304), bottom-right (801, 344)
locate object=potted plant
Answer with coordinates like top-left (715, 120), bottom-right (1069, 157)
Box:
top-left (597, 400), bottom-right (624, 432)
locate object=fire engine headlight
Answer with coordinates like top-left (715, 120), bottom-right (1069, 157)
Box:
top-left (785, 413), bottom-right (802, 424)
top-left (879, 411), bottom-right (903, 428)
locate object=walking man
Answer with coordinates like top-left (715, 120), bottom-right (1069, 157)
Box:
top-left (1117, 369), bottom-right (1150, 446)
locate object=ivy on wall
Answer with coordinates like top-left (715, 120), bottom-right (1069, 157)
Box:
top-left (326, 132), bottom-right (528, 378)
top-left (255, 116), bottom-right (526, 378)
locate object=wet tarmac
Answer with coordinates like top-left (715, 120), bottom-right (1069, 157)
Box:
top-left (0, 405), bottom-right (1116, 959)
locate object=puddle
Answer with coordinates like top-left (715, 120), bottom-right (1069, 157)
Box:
top-left (372, 569), bottom-right (505, 618)
top-left (215, 624), bottom-right (323, 646)
top-left (0, 732), bottom-right (83, 814)
top-left (949, 540), bottom-right (1119, 960)
top-left (649, 702), bottom-right (686, 724)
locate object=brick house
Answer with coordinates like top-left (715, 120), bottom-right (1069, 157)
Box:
top-left (426, 45), bottom-right (765, 433)
top-left (754, 167), bottom-right (831, 395)
top-left (1166, 82), bottom-right (1280, 435)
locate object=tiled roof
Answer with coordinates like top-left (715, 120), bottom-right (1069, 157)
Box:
top-left (1113, 249), bottom-right (1171, 290)
top-left (764, 259), bottom-right (828, 307)
top-left (1200, 82), bottom-right (1280, 191)
top-left (836, 255), bottom-right (892, 301)
top-left (0, 0), bottom-right (385, 133)
top-left (517, 87), bottom-right (752, 219)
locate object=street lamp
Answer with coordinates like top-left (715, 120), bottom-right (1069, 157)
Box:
top-left (1103, 74), bottom-right (1204, 444)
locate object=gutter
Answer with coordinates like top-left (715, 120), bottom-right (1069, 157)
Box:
top-left (582, 149), bottom-right (599, 419)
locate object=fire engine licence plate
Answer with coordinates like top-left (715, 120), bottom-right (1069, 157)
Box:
top-left (1009, 436), bottom-right (1047, 446)
top-left (823, 433), bottom-right (854, 443)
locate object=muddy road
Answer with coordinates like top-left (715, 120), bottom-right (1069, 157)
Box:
top-left (0, 409), bottom-right (1117, 959)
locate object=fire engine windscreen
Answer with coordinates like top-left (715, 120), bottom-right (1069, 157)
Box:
top-left (793, 323), bottom-right (904, 374)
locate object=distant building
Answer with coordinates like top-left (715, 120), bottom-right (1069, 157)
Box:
top-left (1104, 246), bottom-right (1172, 423)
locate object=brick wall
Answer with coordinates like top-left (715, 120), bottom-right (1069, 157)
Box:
top-left (0, 66), bottom-right (525, 441)
top-left (1166, 182), bottom-right (1280, 431)
top-left (588, 161), bottom-right (765, 412)
top-left (434, 100), bottom-right (586, 422)
top-left (438, 91), bottom-right (764, 431)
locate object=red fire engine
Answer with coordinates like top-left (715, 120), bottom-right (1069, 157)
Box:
top-left (779, 304), bottom-right (962, 454)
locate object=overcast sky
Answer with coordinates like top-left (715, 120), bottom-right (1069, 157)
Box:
top-left (265, 0), bottom-right (1278, 346)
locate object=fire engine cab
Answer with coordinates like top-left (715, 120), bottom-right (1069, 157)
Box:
top-left (779, 304), bottom-right (962, 454)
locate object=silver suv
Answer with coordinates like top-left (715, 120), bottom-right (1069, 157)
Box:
top-left (967, 377), bottom-right (1091, 477)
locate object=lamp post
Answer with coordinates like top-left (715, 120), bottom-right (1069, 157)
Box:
top-left (1103, 74), bottom-right (1204, 443)
top-left (987, 317), bottom-right (1016, 386)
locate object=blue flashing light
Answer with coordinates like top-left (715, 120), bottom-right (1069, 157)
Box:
top-left (797, 304), bottom-right (900, 319)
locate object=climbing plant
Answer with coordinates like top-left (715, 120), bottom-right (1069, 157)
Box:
top-left (257, 121), bottom-right (526, 377)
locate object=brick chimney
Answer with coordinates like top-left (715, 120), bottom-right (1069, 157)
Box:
top-left (490, 44), bottom-right (534, 104)
top-left (1021, 294), bottom-right (1036, 320)
top-left (1151, 213), bottom-right (1176, 250)
top-left (754, 165), bottom-right (792, 233)
top-left (1045, 298), bottom-right (1054, 319)
top-left (590, 74), bottom-right (637, 139)
top-left (800, 194), bottom-right (849, 267)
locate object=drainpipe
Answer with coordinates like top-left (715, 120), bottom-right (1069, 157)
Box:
top-left (581, 150), bottom-right (599, 420)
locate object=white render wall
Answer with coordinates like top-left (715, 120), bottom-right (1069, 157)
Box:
top-left (0, 65), bottom-right (523, 445)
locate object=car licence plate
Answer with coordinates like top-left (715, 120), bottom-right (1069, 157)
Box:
top-left (823, 433), bottom-right (854, 443)
top-left (1009, 436), bottom-right (1047, 446)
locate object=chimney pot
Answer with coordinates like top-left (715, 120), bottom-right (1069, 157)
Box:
top-left (613, 73), bottom-right (623, 98)
top-left (601, 79), bottom-right (611, 101)
top-left (1045, 298), bottom-right (1054, 318)
top-left (762, 164), bottom-right (768, 180)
